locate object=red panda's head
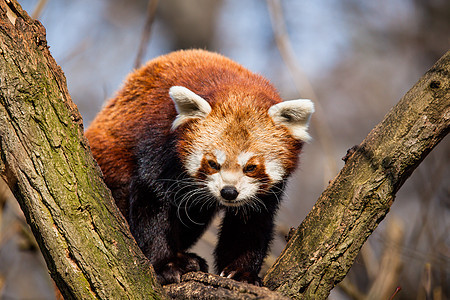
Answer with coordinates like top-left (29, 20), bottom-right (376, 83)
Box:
top-left (169, 86), bottom-right (314, 207)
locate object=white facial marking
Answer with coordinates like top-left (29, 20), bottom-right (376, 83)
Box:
top-left (207, 173), bottom-right (222, 199)
top-left (214, 149), bottom-right (226, 165)
top-left (220, 171), bottom-right (240, 186)
top-left (185, 152), bottom-right (203, 176)
top-left (265, 158), bottom-right (285, 182)
top-left (236, 176), bottom-right (259, 201)
top-left (237, 151), bottom-right (254, 167)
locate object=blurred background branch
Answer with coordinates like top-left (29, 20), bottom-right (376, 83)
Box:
top-left (134, 0), bottom-right (159, 68)
top-left (266, 0), bottom-right (338, 183)
top-left (30, 0), bottom-right (46, 19)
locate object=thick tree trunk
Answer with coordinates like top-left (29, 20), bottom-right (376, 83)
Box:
top-left (263, 51), bottom-right (450, 298)
top-left (0, 1), bottom-right (165, 299)
top-left (0, 1), bottom-right (287, 299)
top-left (1, 0), bottom-right (448, 299)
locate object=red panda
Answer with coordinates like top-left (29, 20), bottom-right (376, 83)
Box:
top-left (85, 49), bottom-right (314, 285)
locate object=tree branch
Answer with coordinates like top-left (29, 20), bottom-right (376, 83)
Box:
top-left (263, 50), bottom-right (450, 298)
top-left (164, 272), bottom-right (289, 299)
top-left (0, 1), bottom-right (165, 298)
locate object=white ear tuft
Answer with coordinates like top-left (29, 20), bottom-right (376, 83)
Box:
top-left (268, 99), bottom-right (314, 142)
top-left (169, 86), bottom-right (212, 130)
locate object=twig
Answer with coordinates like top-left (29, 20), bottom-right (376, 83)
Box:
top-left (360, 241), bottom-right (379, 282)
top-left (134, 0), bottom-right (159, 69)
top-left (422, 263), bottom-right (432, 300)
top-left (409, 153), bottom-right (446, 247)
top-left (337, 278), bottom-right (365, 300)
top-left (388, 286), bottom-right (402, 300)
top-left (31, 0), bottom-right (47, 19)
top-left (266, 0), bottom-right (338, 183)
top-left (367, 219), bottom-right (404, 300)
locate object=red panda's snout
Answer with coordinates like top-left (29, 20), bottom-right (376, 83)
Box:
top-left (220, 186), bottom-right (239, 201)
top-left (187, 150), bottom-right (283, 207)
top-left (207, 168), bottom-right (261, 207)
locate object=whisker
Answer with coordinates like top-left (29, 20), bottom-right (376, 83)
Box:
top-left (169, 180), bottom-right (216, 226)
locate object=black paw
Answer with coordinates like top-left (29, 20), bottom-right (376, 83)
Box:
top-left (219, 267), bottom-right (262, 286)
top-left (156, 252), bottom-right (208, 285)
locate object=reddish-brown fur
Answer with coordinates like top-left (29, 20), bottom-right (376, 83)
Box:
top-left (86, 49), bottom-right (300, 212)
top-left (85, 49), bottom-right (305, 284)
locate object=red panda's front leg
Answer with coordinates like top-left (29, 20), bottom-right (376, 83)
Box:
top-left (214, 203), bottom-right (278, 285)
top-left (128, 181), bottom-right (208, 284)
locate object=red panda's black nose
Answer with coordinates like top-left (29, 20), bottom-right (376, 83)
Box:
top-left (220, 186), bottom-right (239, 201)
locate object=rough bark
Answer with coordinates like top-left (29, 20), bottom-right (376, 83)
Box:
top-left (263, 51), bottom-right (450, 298)
top-left (0, 1), bottom-right (165, 299)
top-left (164, 272), bottom-right (290, 299)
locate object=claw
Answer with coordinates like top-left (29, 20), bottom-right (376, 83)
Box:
top-left (220, 270), bottom-right (236, 279)
top-left (219, 267), bottom-right (260, 285)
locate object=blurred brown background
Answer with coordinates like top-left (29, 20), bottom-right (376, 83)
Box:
top-left (0, 0), bottom-right (448, 299)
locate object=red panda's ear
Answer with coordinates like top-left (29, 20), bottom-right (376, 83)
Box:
top-left (169, 86), bottom-right (212, 131)
top-left (268, 99), bottom-right (314, 142)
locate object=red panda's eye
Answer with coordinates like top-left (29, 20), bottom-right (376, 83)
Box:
top-left (207, 160), bottom-right (220, 171)
top-left (243, 164), bottom-right (257, 173)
